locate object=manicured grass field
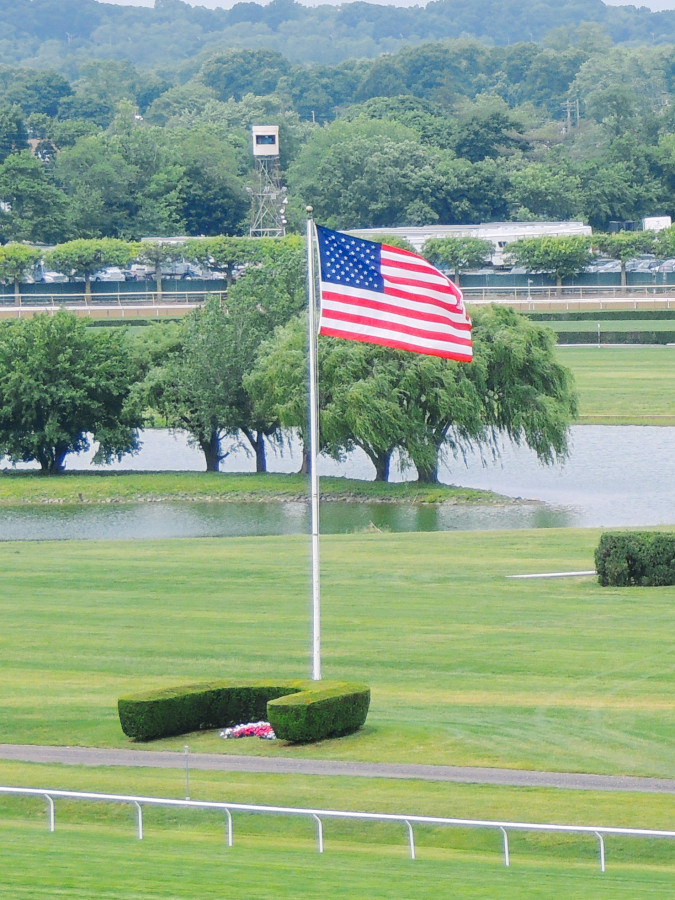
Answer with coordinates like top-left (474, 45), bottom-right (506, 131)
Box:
top-left (1, 529), bottom-right (673, 778)
top-left (4, 816), bottom-right (674, 900)
top-left (2, 529), bottom-right (675, 897)
top-left (557, 345), bottom-right (675, 424)
top-left (1, 761), bottom-right (675, 898)
top-left (0, 470), bottom-right (496, 505)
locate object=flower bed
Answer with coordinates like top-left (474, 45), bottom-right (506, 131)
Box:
top-left (220, 720), bottom-right (276, 740)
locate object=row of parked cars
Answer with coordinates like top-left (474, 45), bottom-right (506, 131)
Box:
top-left (507, 255), bottom-right (675, 276)
top-left (585, 255), bottom-right (675, 274)
top-left (36, 263), bottom-right (227, 284)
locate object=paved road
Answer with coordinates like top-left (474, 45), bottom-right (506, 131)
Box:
top-left (1, 745), bottom-right (674, 794)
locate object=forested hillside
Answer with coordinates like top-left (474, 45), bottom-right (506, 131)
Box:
top-left (1, 0), bottom-right (675, 242)
top-left (1, 0), bottom-right (675, 68)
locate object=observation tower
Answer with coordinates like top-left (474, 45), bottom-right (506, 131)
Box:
top-left (249, 125), bottom-right (287, 238)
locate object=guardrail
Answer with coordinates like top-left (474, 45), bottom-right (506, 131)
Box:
top-left (1, 785), bottom-right (674, 872)
top-left (0, 289), bottom-right (224, 306)
top-left (1, 286), bottom-right (675, 318)
top-left (464, 285), bottom-right (675, 312)
top-left (0, 291), bottom-right (221, 320)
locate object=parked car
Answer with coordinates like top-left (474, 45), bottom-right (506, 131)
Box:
top-left (201, 269), bottom-right (228, 280)
top-left (39, 270), bottom-right (68, 283)
top-left (182, 265), bottom-right (206, 279)
top-left (587, 260), bottom-right (621, 272)
top-left (158, 262), bottom-right (208, 279)
top-left (124, 264), bottom-right (154, 281)
top-left (93, 267), bottom-right (126, 282)
top-left (625, 255), bottom-right (659, 273)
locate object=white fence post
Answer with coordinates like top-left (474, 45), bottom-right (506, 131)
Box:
top-left (405, 820), bottom-right (415, 860)
top-left (595, 831), bottom-right (606, 873)
top-left (134, 801), bottom-right (143, 840)
top-left (500, 826), bottom-right (510, 867)
top-left (44, 794), bottom-right (54, 833)
top-left (312, 814), bottom-right (324, 854)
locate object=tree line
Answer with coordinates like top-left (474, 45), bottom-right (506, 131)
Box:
top-left (2, 32), bottom-right (675, 242)
top-left (0, 241), bottom-right (576, 481)
top-left (1, 0), bottom-right (675, 69)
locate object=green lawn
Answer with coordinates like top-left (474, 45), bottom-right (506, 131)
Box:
top-left (2, 529), bottom-right (675, 897)
top-left (557, 345), bottom-right (675, 423)
top-left (1, 529), bottom-right (673, 778)
top-left (2, 761), bottom-right (675, 898)
top-left (0, 470), bottom-right (497, 505)
top-left (4, 816), bottom-right (674, 900)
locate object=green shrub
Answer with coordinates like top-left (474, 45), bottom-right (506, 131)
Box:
top-left (268, 682), bottom-right (371, 743)
top-left (118, 679), bottom-right (370, 743)
top-left (595, 531), bottom-right (675, 586)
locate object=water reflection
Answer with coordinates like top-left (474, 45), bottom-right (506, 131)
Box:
top-left (1, 425), bottom-right (673, 540)
top-left (0, 498), bottom-right (572, 542)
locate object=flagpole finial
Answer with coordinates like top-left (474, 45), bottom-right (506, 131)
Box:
top-left (306, 205), bottom-right (313, 216)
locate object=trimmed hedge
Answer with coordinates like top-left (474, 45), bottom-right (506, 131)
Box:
top-left (595, 531), bottom-right (675, 586)
top-left (556, 331), bottom-right (675, 345)
top-left (268, 682), bottom-right (371, 743)
top-left (526, 310), bottom-right (675, 322)
top-left (118, 679), bottom-right (370, 743)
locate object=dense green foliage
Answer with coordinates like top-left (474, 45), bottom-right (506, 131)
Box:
top-left (424, 236), bottom-right (494, 284)
top-left (595, 531), bottom-right (675, 587)
top-left (506, 235), bottom-right (593, 286)
top-left (144, 238), bottom-right (305, 471)
top-left (45, 237), bottom-right (138, 297)
top-left (248, 305), bottom-right (577, 482)
top-left (1, 4), bottom-right (675, 239)
top-left (1, 0), bottom-right (675, 67)
top-left (0, 287), bottom-right (576, 481)
top-left (0, 310), bottom-right (143, 472)
top-left (0, 242), bottom-right (39, 303)
top-left (118, 679), bottom-right (370, 743)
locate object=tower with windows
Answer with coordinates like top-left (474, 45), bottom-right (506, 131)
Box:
top-left (249, 125), bottom-right (287, 238)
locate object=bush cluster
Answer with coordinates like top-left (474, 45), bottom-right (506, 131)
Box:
top-left (118, 679), bottom-right (370, 743)
top-left (595, 531), bottom-right (675, 586)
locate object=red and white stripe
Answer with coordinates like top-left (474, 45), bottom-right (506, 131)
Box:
top-left (319, 243), bottom-right (472, 361)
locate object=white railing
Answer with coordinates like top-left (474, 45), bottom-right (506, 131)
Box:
top-left (464, 288), bottom-right (675, 312)
top-left (0, 289), bottom-right (224, 307)
top-left (1, 785), bottom-right (674, 872)
top-left (0, 286), bottom-right (674, 317)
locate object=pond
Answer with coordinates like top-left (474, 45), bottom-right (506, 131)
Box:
top-left (1, 426), bottom-right (673, 540)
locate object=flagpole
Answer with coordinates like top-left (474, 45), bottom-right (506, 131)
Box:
top-left (306, 207), bottom-right (321, 681)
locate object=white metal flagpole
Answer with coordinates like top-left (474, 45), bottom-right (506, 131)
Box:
top-left (306, 207), bottom-right (321, 681)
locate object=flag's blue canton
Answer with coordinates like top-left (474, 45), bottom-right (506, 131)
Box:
top-left (317, 226), bottom-right (384, 292)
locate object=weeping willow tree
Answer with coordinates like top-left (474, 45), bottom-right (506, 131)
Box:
top-left (247, 304), bottom-right (577, 483)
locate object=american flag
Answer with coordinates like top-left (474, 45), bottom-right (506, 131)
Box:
top-left (316, 226), bottom-right (472, 362)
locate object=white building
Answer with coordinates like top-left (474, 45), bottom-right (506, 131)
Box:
top-left (348, 221), bottom-right (592, 267)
